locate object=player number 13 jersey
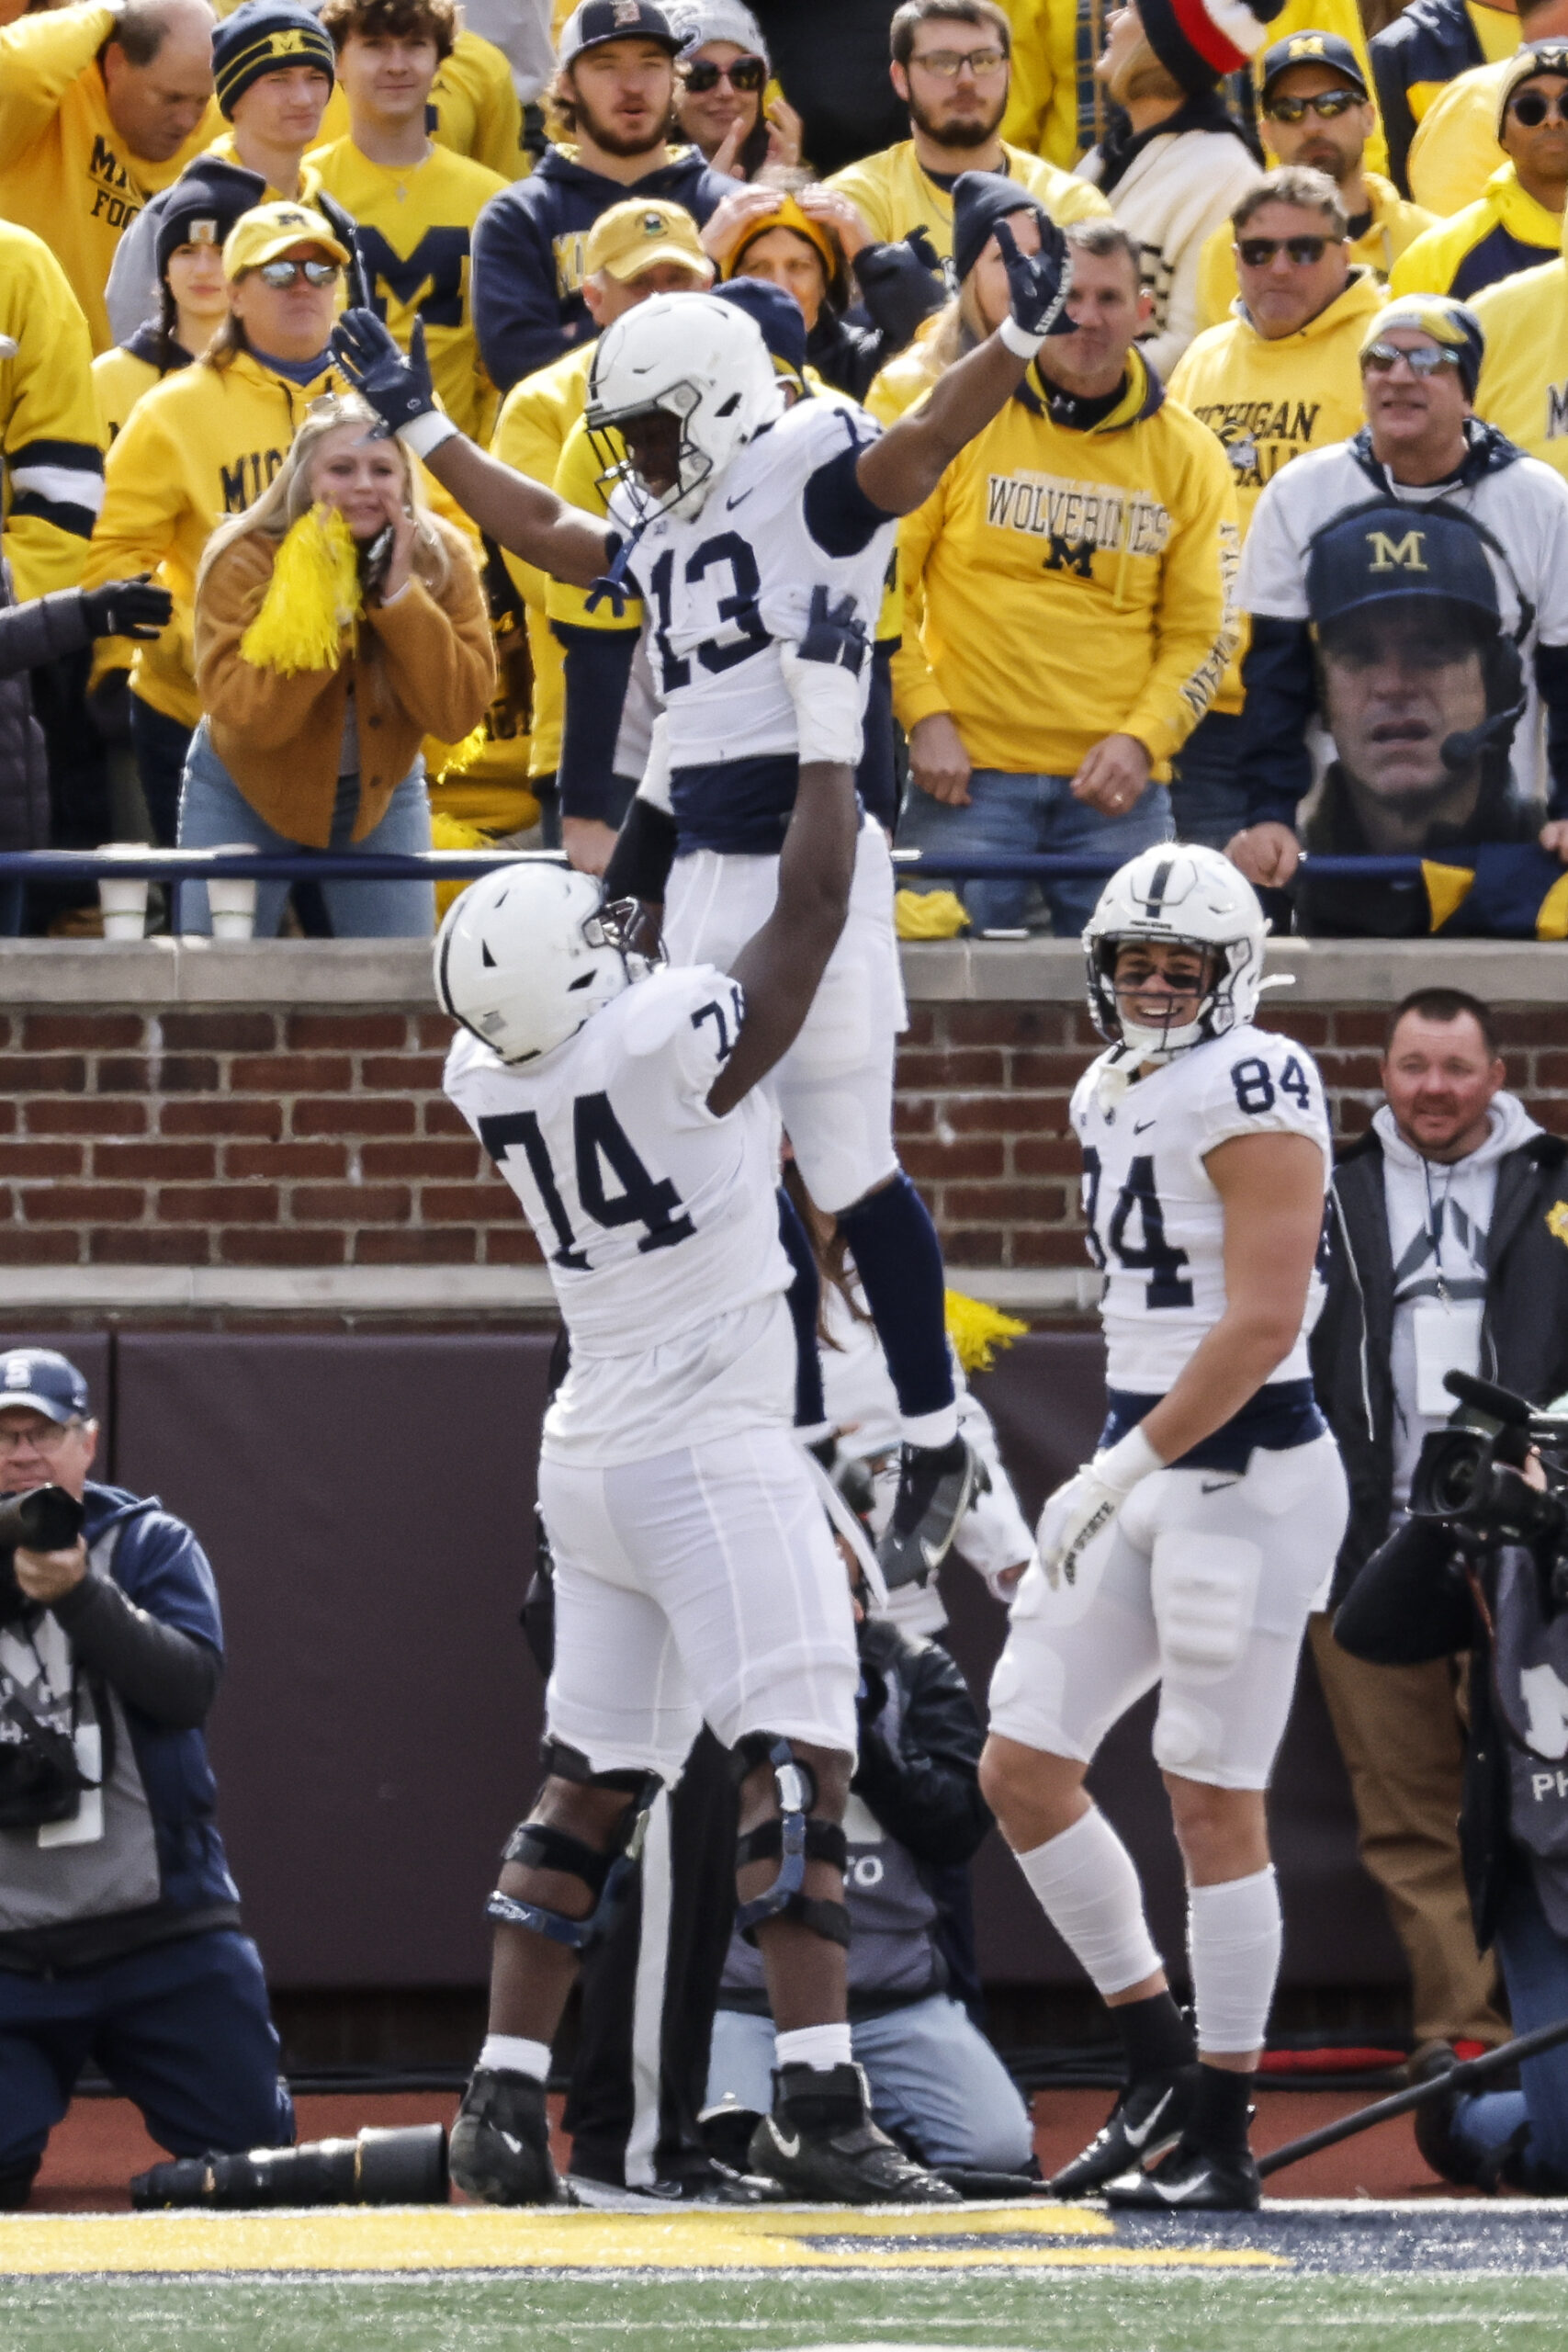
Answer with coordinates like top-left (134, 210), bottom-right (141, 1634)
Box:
top-left (1069, 1023), bottom-right (1333, 1394)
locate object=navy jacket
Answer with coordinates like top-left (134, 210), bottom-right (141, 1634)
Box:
top-left (1370, 0), bottom-right (1485, 195)
top-left (472, 143), bottom-right (733, 392)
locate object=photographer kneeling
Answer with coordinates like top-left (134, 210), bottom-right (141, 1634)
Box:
top-left (1335, 1381), bottom-right (1568, 2193)
top-left (0, 1351), bottom-right (291, 2209)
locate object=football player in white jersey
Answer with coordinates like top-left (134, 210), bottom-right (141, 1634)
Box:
top-left (978, 844), bottom-right (1349, 2212)
top-left (333, 205), bottom-right (1071, 1592)
top-left (434, 730), bottom-right (959, 2207)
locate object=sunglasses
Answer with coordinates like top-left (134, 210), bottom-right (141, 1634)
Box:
top-left (1360, 341), bottom-right (1463, 378)
top-left (1508, 87), bottom-right (1568, 127)
top-left (1236, 233), bottom-right (1334, 266)
top-left (681, 53), bottom-right (766, 92)
top-left (256, 257), bottom-right (340, 288)
top-left (1264, 88), bottom-right (1361, 123)
top-left (909, 45), bottom-right (1009, 78)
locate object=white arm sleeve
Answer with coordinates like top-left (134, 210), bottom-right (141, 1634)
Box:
top-left (777, 639), bottom-right (866, 768)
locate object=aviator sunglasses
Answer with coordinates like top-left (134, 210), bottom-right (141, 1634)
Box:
top-left (1264, 88), bottom-right (1361, 122)
top-left (256, 257), bottom-right (340, 288)
top-left (1360, 341), bottom-right (1462, 377)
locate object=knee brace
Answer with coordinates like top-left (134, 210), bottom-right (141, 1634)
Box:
top-left (731, 1732), bottom-right (851, 1950)
top-left (485, 1742), bottom-right (661, 1953)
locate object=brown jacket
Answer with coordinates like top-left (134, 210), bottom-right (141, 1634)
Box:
top-left (194, 518), bottom-right (494, 846)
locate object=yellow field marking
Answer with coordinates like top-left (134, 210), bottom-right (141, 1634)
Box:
top-left (0, 2204), bottom-right (1286, 2277)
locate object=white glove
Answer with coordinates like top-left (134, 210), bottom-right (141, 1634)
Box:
top-left (1038, 1425), bottom-right (1164, 1589)
top-left (777, 584), bottom-right (869, 768)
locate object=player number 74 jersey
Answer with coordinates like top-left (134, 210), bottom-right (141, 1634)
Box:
top-left (1069, 1023), bottom-right (1333, 1394)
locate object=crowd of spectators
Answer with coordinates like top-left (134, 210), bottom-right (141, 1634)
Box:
top-left (3, 0), bottom-right (1568, 937)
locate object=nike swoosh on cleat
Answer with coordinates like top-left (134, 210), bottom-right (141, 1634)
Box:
top-left (920, 1535), bottom-right (946, 1571)
top-left (1122, 2088), bottom-right (1175, 2149)
top-left (1151, 2167), bottom-right (1212, 2203)
top-left (766, 2124), bottom-right (801, 2160)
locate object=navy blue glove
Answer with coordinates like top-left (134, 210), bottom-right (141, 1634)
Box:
top-left (332, 310), bottom-right (442, 435)
top-left (795, 584), bottom-right (868, 675)
top-left (993, 214), bottom-right (1074, 348)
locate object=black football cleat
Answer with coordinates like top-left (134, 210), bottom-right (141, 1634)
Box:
top-left (1048, 2067), bottom-right (1193, 2198)
top-left (1103, 2132), bottom-right (1262, 2211)
top-left (876, 1438), bottom-right (988, 1589)
top-left (449, 2069), bottom-right (566, 2206)
top-left (567, 2154), bottom-right (783, 2208)
top-left (748, 2062), bottom-right (960, 2203)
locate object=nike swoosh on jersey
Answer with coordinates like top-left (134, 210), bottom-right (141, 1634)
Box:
top-left (1134, 1119), bottom-right (1156, 1133)
top-left (1200, 1478), bottom-right (1239, 1494)
top-left (727, 487), bottom-right (756, 508)
top-left (1122, 2088), bottom-right (1175, 2149)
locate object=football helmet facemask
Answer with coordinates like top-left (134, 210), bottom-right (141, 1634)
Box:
top-left (1083, 844), bottom-right (1268, 1059)
top-left (435, 866), bottom-right (655, 1066)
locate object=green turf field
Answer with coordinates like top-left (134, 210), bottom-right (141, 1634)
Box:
top-left (5, 2270), bottom-right (1568, 2352)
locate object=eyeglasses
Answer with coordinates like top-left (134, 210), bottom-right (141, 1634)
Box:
top-left (1235, 234), bottom-right (1334, 267)
top-left (681, 52), bottom-right (766, 92)
top-left (1264, 88), bottom-right (1362, 123)
top-left (255, 257), bottom-right (340, 288)
top-left (0, 1419), bottom-right (80, 1456)
top-left (1507, 88), bottom-right (1568, 127)
top-left (909, 45), bottom-right (1009, 78)
top-left (1360, 341), bottom-right (1462, 378)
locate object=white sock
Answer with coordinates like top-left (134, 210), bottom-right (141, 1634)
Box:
top-left (904, 1404), bottom-right (961, 1450)
top-left (775, 2022), bottom-right (853, 2073)
top-left (1188, 1866), bottom-right (1281, 2056)
top-left (479, 2033), bottom-right (552, 2082)
top-left (1015, 1807), bottom-right (1162, 1997)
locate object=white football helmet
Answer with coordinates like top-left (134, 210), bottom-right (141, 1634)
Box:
top-left (435, 865), bottom-right (649, 1066)
top-left (586, 292), bottom-right (783, 523)
top-left (1083, 843), bottom-right (1268, 1057)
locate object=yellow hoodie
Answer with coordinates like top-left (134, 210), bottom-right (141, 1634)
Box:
top-left (82, 345), bottom-right (348, 728)
top-left (1389, 164), bottom-right (1561, 300)
top-left (1472, 226), bottom-right (1568, 475)
top-left (1406, 53), bottom-right (1514, 216)
top-left (827, 139), bottom-right (1108, 271)
top-left (1195, 175), bottom-right (1431, 333)
top-left (491, 342), bottom-right (596, 780)
top-left (893, 350), bottom-right (1240, 776)
top-left (0, 6), bottom-right (222, 354)
top-left (0, 220), bottom-right (106, 600)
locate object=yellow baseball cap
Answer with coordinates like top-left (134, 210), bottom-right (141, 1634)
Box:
top-left (583, 198), bottom-right (710, 284)
top-left (223, 201), bottom-right (352, 282)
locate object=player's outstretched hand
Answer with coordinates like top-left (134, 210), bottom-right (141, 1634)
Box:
top-left (332, 311), bottom-right (438, 435)
top-left (795, 584), bottom-right (869, 673)
top-left (994, 216), bottom-right (1073, 352)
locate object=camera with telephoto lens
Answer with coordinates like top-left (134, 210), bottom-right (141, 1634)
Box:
top-left (131, 2123), bottom-right (449, 2210)
top-left (1408, 1373), bottom-right (1568, 1608)
top-left (0, 1485), bottom-right (94, 1828)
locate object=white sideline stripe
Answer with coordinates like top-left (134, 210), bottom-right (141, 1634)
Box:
top-left (0, 1266), bottom-right (1103, 1315)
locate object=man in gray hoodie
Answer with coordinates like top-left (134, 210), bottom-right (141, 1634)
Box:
top-left (1309, 984), bottom-right (1568, 2073)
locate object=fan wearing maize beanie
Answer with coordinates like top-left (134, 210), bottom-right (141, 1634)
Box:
top-left (1075, 0), bottom-right (1280, 377)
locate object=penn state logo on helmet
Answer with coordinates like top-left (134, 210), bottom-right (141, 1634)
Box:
top-left (1083, 843), bottom-right (1268, 1058)
top-left (434, 866), bottom-right (651, 1066)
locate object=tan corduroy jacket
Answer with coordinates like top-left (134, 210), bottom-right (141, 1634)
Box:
top-left (194, 519), bottom-right (494, 847)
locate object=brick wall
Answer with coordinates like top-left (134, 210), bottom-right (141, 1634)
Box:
top-left (1, 999), bottom-right (1563, 1279)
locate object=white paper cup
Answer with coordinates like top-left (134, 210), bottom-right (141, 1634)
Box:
top-left (96, 844), bottom-right (149, 941)
top-left (206, 845), bottom-right (258, 940)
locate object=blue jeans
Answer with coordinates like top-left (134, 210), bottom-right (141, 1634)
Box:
top-left (1168, 709), bottom-right (1247, 850)
top-left (176, 722), bottom-right (434, 938)
top-left (707, 1994), bottom-right (1034, 2172)
top-left (1452, 1869), bottom-right (1568, 2188)
top-left (0, 1928), bottom-right (294, 2175)
top-left (896, 765), bottom-right (1172, 934)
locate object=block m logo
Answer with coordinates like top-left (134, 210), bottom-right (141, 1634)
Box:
top-left (1366, 528), bottom-right (1427, 574)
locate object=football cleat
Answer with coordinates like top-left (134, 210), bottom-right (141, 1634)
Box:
top-left (748, 2062), bottom-right (960, 2203)
top-left (567, 2154), bottom-right (784, 2208)
top-left (1048, 2067), bottom-right (1193, 2197)
top-left (1103, 2132), bottom-right (1261, 2211)
top-left (876, 1437), bottom-right (987, 1589)
top-left (449, 2069), bottom-right (566, 2206)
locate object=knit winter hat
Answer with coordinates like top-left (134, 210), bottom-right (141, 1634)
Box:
top-left (212, 2), bottom-right (336, 118)
top-left (663, 0), bottom-right (769, 66)
top-left (155, 165), bottom-right (260, 280)
top-left (952, 170), bottom-right (1048, 288)
top-left (725, 192), bottom-right (839, 282)
top-left (1135, 0), bottom-right (1286, 98)
top-left (1361, 294), bottom-right (1485, 401)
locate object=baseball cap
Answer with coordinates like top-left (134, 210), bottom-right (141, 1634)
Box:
top-left (584, 197), bottom-right (710, 282)
top-left (1259, 30), bottom-right (1368, 98)
top-left (714, 274), bottom-right (807, 378)
top-left (558, 1), bottom-right (682, 66)
top-left (1360, 292), bottom-right (1485, 399)
top-left (223, 201), bottom-right (352, 281)
top-left (212, 1), bottom-right (336, 119)
top-left (1306, 503), bottom-right (1501, 633)
top-left (0, 1350), bottom-right (91, 1428)
top-left (1499, 40), bottom-right (1568, 133)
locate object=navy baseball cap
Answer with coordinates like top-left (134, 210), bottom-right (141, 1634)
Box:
top-left (714, 276), bottom-right (807, 378)
top-left (1306, 503), bottom-right (1501, 633)
top-left (0, 1349), bottom-right (91, 1425)
top-left (1260, 31), bottom-right (1368, 97)
top-left (558, 1), bottom-right (682, 64)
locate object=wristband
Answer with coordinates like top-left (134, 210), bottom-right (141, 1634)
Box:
top-left (779, 643), bottom-right (865, 768)
top-left (1092, 1424), bottom-right (1165, 1495)
top-left (998, 313), bottom-right (1045, 360)
top-left (399, 409), bottom-right (458, 459)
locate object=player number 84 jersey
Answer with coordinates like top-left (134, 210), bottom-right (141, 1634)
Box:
top-left (1069, 1023), bottom-right (1333, 1394)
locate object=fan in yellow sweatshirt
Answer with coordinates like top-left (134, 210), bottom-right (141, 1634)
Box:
top-left (0, 221), bottom-right (106, 600)
top-left (0, 5), bottom-right (223, 355)
top-left (827, 138), bottom-right (1107, 279)
top-left (311, 26), bottom-right (525, 179)
top-left (491, 341), bottom-right (595, 788)
top-left (893, 348), bottom-right (1240, 777)
top-left (1472, 210), bottom-right (1568, 472)
top-left (1389, 162), bottom-right (1561, 300)
top-left (1196, 175), bottom-right (1430, 330)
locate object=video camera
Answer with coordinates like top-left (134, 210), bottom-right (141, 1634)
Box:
top-left (0, 1484), bottom-right (92, 1827)
top-left (1408, 1372), bottom-right (1568, 1609)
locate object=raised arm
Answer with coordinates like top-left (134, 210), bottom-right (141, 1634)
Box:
top-left (854, 217), bottom-right (1071, 518)
top-left (331, 312), bottom-right (610, 590)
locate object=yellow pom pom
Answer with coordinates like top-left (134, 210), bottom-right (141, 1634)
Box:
top-left (896, 888), bottom-right (971, 940)
top-left (240, 503), bottom-right (363, 675)
top-left (427, 720), bottom-right (491, 783)
top-left (429, 810), bottom-right (493, 922)
top-left (943, 1288), bottom-right (1028, 1375)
